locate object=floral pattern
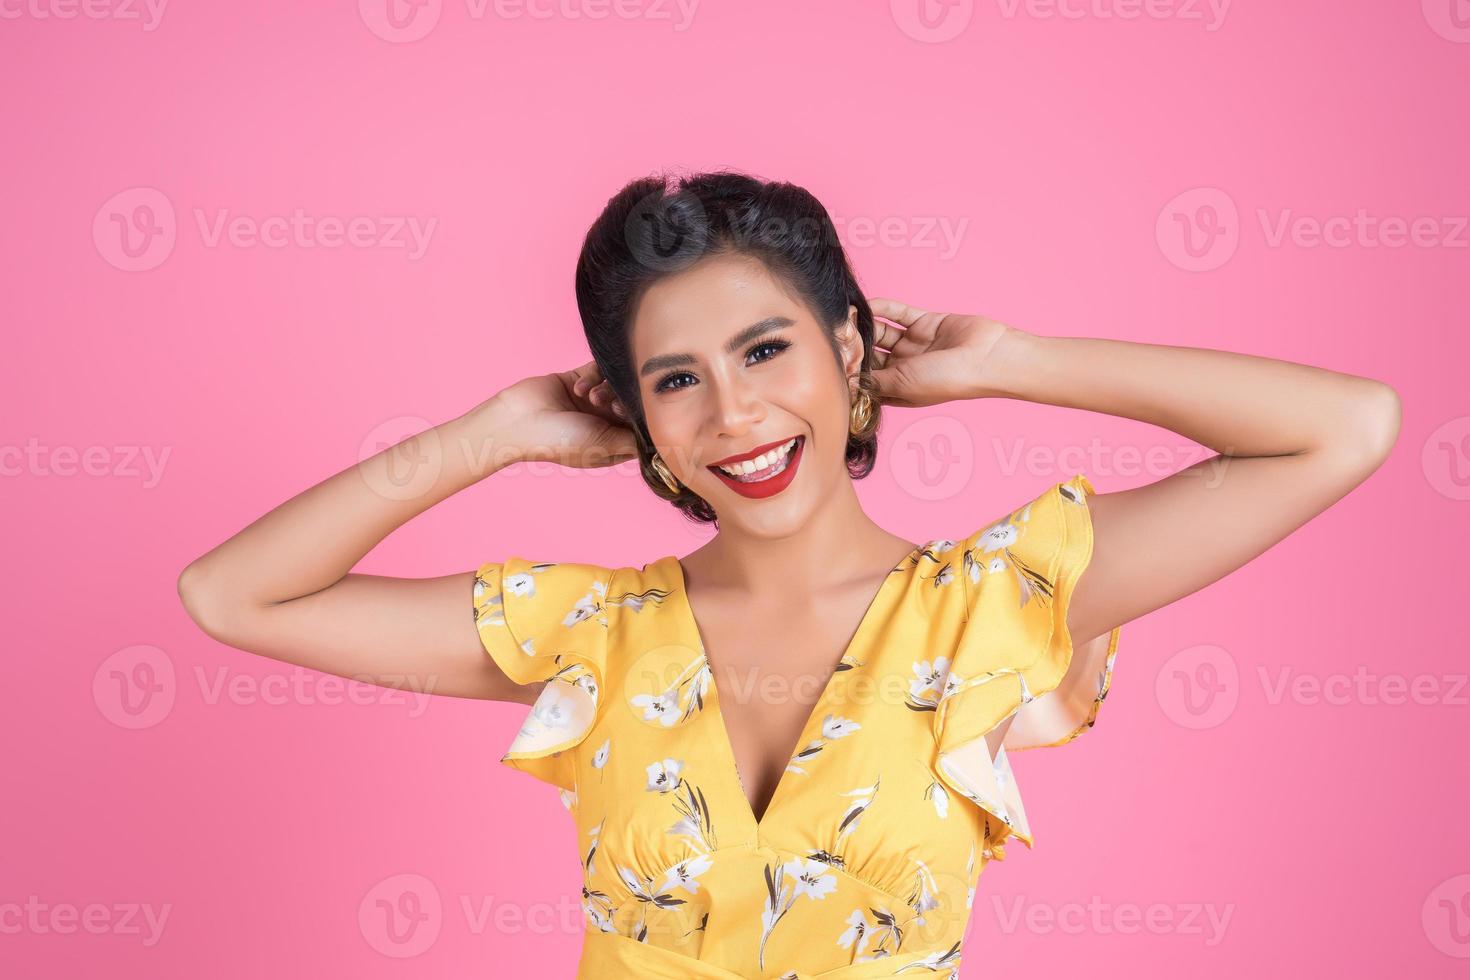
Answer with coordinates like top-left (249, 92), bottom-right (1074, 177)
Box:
top-left (629, 652), bottom-right (712, 727)
top-left (760, 857), bottom-right (837, 969)
top-left (786, 712), bottom-right (862, 777)
top-left (472, 473), bottom-right (1123, 978)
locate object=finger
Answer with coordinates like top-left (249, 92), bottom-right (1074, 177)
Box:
top-left (867, 297), bottom-right (930, 328)
top-left (873, 321), bottom-right (906, 352)
top-left (572, 363), bottom-right (604, 397)
top-left (590, 383), bottom-right (633, 425)
top-left (875, 302), bottom-right (949, 346)
top-left (871, 323), bottom-right (928, 372)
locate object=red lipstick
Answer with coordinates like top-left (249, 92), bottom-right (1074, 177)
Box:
top-left (706, 435), bottom-right (805, 500)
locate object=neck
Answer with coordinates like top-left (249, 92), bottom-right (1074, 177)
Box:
top-left (677, 478), bottom-right (920, 599)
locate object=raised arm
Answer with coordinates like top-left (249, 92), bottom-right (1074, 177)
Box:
top-left (176, 367), bottom-right (638, 704)
top-left (865, 298), bottom-right (1402, 651)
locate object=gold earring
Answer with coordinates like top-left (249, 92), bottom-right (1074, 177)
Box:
top-left (849, 387), bottom-right (874, 435)
top-left (650, 453), bottom-right (682, 494)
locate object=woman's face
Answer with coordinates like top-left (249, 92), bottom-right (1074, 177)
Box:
top-left (630, 251), bottom-right (863, 535)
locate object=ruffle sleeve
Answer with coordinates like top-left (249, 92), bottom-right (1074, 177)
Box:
top-left (472, 557), bottom-right (614, 794)
top-left (931, 472), bottom-right (1121, 860)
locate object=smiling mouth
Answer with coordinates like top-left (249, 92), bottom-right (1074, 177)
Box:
top-left (707, 435), bottom-right (803, 483)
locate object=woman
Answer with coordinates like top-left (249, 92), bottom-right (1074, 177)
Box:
top-left (177, 171), bottom-right (1400, 978)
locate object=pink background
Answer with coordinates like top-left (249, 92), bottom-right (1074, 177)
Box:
top-left (3, 0), bottom-right (1468, 976)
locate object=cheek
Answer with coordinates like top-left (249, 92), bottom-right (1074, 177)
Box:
top-left (777, 356), bottom-right (843, 428)
top-left (640, 401), bottom-right (702, 461)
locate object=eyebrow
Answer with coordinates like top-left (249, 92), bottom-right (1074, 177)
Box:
top-left (639, 316), bottom-right (796, 378)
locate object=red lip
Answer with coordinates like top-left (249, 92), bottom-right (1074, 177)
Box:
top-left (708, 435), bottom-right (802, 467)
top-left (707, 435), bottom-right (805, 500)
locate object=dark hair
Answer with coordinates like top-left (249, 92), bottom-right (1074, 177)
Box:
top-left (574, 169), bottom-right (883, 526)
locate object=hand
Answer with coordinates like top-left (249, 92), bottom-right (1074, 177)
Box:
top-left (866, 298), bottom-right (1020, 408)
top-left (492, 361), bottom-right (640, 468)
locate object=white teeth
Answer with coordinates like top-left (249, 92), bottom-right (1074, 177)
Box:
top-left (716, 437), bottom-right (798, 479)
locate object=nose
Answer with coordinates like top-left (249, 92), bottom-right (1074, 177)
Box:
top-left (706, 373), bottom-right (765, 443)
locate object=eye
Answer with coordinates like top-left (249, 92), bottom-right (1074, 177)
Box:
top-left (652, 369), bottom-right (696, 394)
top-left (747, 338), bottom-right (790, 364)
top-left (651, 338), bottom-right (791, 394)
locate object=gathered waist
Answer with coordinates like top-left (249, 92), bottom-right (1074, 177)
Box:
top-left (579, 928), bottom-right (960, 979)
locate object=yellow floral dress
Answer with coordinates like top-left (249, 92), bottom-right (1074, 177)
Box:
top-left (473, 472), bottom-right (1122, 979)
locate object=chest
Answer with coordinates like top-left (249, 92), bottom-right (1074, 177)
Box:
top-left (689, 590), bottom-right (880, 825)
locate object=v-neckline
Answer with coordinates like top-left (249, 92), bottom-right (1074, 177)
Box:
top-left (661, 541), bottom-right (927, 835)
